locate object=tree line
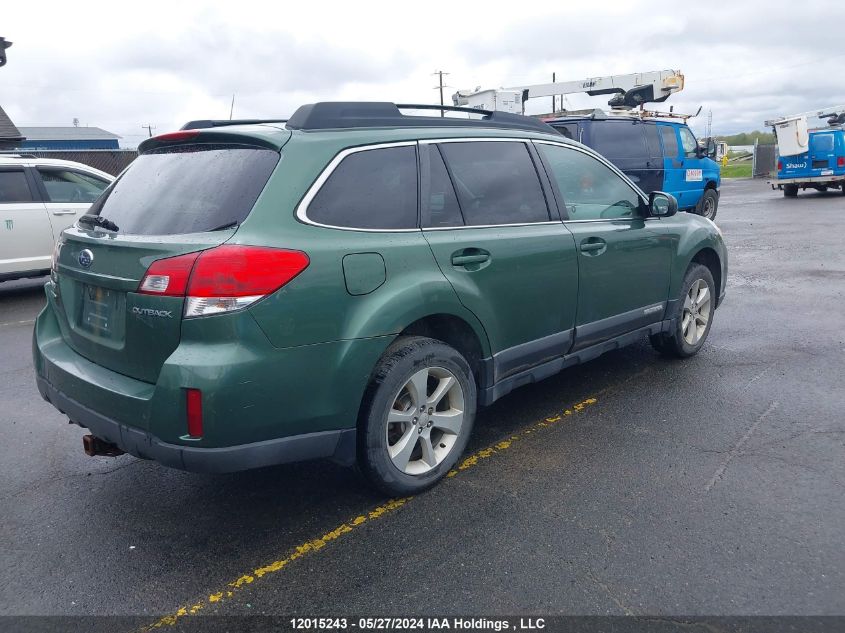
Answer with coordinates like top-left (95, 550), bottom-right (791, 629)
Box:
top-left (715, 130), bottom-right (776, 145)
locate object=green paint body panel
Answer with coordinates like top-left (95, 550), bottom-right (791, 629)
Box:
top-left (422, 224), bottom-right (578, 352)
top-left (564, 218), bottom-right (671, 325)
top-left (342, 253), bottom-right (386, 295)
top-left (32, 119), bottom-right (727, 471)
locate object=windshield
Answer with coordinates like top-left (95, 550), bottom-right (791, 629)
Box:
top-left (88, 144), bottom-right (279, 235)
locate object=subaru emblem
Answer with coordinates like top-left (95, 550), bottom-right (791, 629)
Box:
top-left (78, 249), bottom-right (94, 268)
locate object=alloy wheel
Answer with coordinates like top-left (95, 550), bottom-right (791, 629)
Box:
top-left (386, 366), bottom-right (465, 475)
top-left (682, 279), bottom-right (711, 345)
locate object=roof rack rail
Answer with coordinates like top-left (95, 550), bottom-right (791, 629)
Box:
top-left (180, 119), bottom-right (288, 130)
top-left (285, 102), bottom-right (555, 134)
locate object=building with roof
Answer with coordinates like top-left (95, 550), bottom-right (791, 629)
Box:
top-left (17, 126), bottom-right (121, 150)
top-left (0, 105), bottom-right (24, 149)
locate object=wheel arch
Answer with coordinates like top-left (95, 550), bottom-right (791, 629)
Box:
top-left (690, 247), bottom-right (722, 303)
top-left (397, 314), bottom-right (491, 393)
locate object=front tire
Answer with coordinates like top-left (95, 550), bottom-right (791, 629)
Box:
top-left (697, 188), bottom-right (719, 220)
top-left (358, 336), bottom-right (476, 496)
top-left (650, 263), bottom-right (716, 358)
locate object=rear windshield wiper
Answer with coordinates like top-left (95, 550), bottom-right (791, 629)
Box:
top-left (78, 214), bottom-right (119, 232)
top-left (207, 221), bottom-right (240, 232)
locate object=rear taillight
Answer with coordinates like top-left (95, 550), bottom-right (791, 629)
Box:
top-left (138, 245), bottom-right (309, 317)
top-left (139, 252), bottom-right (200, 296)
top-left (777, 160), bottom-right (783, 171)
top-left (838, 157), bottom-right (845, 168)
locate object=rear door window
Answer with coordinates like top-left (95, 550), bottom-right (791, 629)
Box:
top-left (90, 144), bottom-right (279, 235)
top-left (438, 141), bottom-right (549, 225)
top-left (659, 126), bottom-right (680, 158)
top-left (307, 145), bottom-right (418, 230)
top-left (37, 168), bottom-right (110, 203)
top-left (590, 122), bottom-right (647, 159)
top-left (422, 145), bottom-right (464, 227)
top-left (0, 170), bottom-right (34, 203)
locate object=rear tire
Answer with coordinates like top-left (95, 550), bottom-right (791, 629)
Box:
top-left (650, 263), bottom-right (716, 358)
top-left (358, 336), bottom-right (476, 496)
top-left (697, 188), bottom-right (719, 221)
top-left (784, 184), bottom-right (799, 198)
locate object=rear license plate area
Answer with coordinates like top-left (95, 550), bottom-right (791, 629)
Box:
top-left (81, 284), bottom-right (116, 336)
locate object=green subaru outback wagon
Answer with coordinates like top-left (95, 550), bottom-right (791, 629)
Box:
top-left (33, 102), bottom-right (726, 494)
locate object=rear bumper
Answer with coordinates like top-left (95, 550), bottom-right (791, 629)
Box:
top-left (36, 375), bottom-right (356, 472)
top-left (769, 174), bottom-right (845, 186)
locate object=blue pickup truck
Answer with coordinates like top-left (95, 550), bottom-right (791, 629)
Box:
top-left (771, 126), bottom-right (845, 197)
top-left (546, 113), bottom-right (721, 220)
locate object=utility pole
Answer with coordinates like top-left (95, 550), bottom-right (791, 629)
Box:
top-left (433, 70), bottom-right (449, 117)
top-left (230, 94), bottom-right (235, 120)
top-left (141, 124), bottom-right (156, 138)
top-left (552, 72), bottom-right (556, 113)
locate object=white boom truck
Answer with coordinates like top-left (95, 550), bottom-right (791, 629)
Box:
top-left (452, 69), bottom-right (685, 113)
top-left (765, 106), bottom-right (845, 197)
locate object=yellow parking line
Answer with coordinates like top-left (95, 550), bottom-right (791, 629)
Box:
top-left (146, 396), bottom-right (598, 629)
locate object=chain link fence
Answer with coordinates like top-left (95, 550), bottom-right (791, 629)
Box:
top-left (0, 149), bottom-right (138, 176)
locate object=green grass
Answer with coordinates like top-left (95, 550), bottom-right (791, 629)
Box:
top-left (720, 163), bottom-right (753, 179)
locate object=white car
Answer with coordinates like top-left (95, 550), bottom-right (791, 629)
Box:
top-left (0, 155), bottom-right (113, 282)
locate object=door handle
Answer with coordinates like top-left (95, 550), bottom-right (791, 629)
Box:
top-left (52, 210), bottom-right (76, 216)
top-left (451, 253), bottom-right (490, 266)
top-left (579, 241), bottom-right (605, 253)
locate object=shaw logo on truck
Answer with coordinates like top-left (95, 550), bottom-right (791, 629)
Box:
top-left (131, 307), bottom-right (173, 318)
top-left (785, 161), bottom-right (807, 170)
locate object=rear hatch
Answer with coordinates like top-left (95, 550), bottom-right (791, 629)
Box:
top-left (808, 132), bottom-right (837, 176)
top-left (51, 130), bottom-right (286, 383)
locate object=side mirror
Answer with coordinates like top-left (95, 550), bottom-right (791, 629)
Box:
top-left (649, 191), bottom-right (678, 218)
top-left (707, 137), bottom-right (717, 159)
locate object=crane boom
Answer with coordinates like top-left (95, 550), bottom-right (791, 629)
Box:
top-left (453, 69), bottom-right (684, 113)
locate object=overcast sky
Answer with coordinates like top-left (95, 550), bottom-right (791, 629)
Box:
top-left (3, 0), bottom-right (844, 147)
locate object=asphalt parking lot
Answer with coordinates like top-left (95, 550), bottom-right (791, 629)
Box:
top-left (1, 179), bottom-right (843, 624)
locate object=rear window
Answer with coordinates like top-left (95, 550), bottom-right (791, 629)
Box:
top-left (90, 144), bottom-right (278, 235)
top-left (0, 170), bottom-right (33, 203)
top-left (553, 124), bottom-right (579, 141)
top-left (590, 122), bottom-right (646, 159)
top-left (812, 133), bottom-right (834, 153)
top-left (644, 124), bottom-right (662, 159)
top-left (306, 145), bottom-right (418, 230)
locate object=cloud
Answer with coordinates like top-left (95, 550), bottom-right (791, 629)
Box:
top-left (1, 0), bottom-right (843, 143)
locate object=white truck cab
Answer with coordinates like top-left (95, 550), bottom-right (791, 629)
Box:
top-left (0, 155), bottom-right (113, 282)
